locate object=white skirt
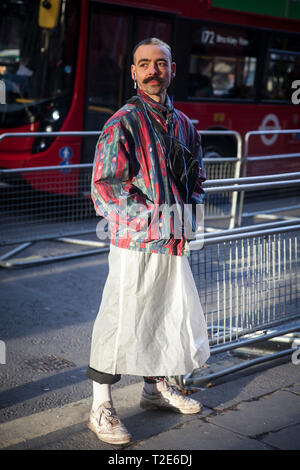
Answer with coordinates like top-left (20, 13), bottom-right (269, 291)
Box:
top-left (89, 244), bottom-right (210, 376)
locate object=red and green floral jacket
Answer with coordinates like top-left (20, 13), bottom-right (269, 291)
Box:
top-left (91, 89), bottom-right (206, 256)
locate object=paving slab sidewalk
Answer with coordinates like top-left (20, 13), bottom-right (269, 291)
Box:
top-left (0, 360), bottom-right (299, 450)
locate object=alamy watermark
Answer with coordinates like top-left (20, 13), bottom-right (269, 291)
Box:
top-left (0, 340), bottom-right (6, 364)
top-left (291, 80), bottom-right (300, 105)
top-left (96, 201), bottom-right (205, 248)
top-left (0, 80), bottom-right (6, 104)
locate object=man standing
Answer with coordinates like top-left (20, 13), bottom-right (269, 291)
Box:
top-left (86, 38), bottom-right (210, 445)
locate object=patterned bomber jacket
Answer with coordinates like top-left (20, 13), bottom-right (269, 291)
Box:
top-left (91, 89), bottom-right (206, 256)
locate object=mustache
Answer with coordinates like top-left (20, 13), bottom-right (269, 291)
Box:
top-left (143, 75), bottom-right (163, 84)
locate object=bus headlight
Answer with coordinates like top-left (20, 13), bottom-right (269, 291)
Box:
top-left (51, 110), bottom-right (60, 121)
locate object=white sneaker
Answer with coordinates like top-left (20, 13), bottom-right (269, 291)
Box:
top-left (140, 381), bottom-right (202, 414)
top-left (88, 401), bottom-right (131, 445)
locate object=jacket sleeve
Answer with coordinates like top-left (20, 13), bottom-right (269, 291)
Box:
top-left (91, 122), bottom-right (152, 233)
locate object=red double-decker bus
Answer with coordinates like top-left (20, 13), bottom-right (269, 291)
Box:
top-left (0, 0), bottom-right (300, 195)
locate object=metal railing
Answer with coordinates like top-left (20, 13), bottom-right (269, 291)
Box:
top-left (243, 129), bottom-right (300, 172)
top-left (237, 129), bottom-right (300, 227)
top-left (192, 173), bottom-right (300, 335)
top-left (190, 221), bottom-right (300, 341)
top-left (182, 174), bottom-right (300, 388)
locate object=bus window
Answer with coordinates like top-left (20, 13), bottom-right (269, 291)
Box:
top-left (86, 7), bottom-right (128, 112)
top-left (188, 24), bottom-right (258, 100)
top-left (135, 15), bottom-right (172, 46)
top-left (262, 34), bottom-right (300, 101)
top-left (84, 5), bottom-right (129, 162)
top-left (0, 0), bottom-right (79, 134)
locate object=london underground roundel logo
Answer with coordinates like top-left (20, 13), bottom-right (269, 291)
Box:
top-left (258, 114), bottom-right (281, 146)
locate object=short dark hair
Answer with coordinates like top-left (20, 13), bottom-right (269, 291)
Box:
top-left (132, 37), bottom-right (172, 63)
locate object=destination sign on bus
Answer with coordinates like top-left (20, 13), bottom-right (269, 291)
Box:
top-left (201, 29), bottom-right (249, 48)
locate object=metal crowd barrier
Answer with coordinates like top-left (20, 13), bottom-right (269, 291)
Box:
top-left (190, 219), bottom-right (300, 341)
top-left (237, 129), bottom-right (300, 226)
top-left (182, 173), bottom-right (300, 388)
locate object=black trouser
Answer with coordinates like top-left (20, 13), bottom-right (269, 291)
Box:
top-left (86, 366), bottom-right (164, 384)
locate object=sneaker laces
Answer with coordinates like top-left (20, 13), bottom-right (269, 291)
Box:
top-left (164, 383), bottom-right (193, 401)
top-left (100, 405), bottom-right (120, 426)
top-left (164, 383), bottom-right (184, 397)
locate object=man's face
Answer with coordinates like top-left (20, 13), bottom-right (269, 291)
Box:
top-left (131, 44), bottom-right (176, 102)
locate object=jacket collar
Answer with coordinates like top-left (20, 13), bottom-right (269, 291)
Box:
top-left (137, 88), bottom-right (173, 116)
